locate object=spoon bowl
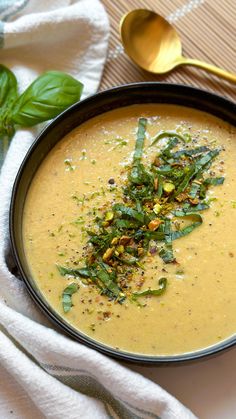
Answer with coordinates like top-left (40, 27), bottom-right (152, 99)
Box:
top-left (120, 9), bottom-right (182, 74)
top-left (120, 9), bottom-right (236, 83)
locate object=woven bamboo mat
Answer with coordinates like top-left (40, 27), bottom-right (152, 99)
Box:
top-left (101, 0), bottom-right (236, 102)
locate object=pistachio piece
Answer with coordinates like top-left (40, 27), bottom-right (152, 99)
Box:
top-left (116, 245), bottom-right (125, 254)
top-left (163, 182), bottom-right (175, 195)
top-left (102, 247), bottom-right (115, 262)
top-left (153, 203), bottom-right (162, 214)
top-left (105, 211), bottom-right (114, 222)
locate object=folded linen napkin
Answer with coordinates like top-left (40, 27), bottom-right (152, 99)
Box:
top-left (0, 1), bottom-right (197, 418)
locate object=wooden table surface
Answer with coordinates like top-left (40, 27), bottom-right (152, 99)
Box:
top-left (101, 1), bottom-right (236, 418)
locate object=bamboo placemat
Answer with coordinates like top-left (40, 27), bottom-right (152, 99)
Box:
top-left (101, 0), bottom-right (236, 102)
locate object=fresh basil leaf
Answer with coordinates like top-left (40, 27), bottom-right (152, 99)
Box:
top-left (62, 282), bottom-right (79, 313)
top-left (132, 278), bottom-right (167, 298)
top-left (0, 65), bottom-right (18, 112)
top-left (0, 66), bottom-right (18, 168)
top-left (11, 71), bottom-right (83, 126)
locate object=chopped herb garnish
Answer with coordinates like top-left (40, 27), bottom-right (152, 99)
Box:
top-left (57, 118), bottom-right (225, 311)
top-left (72, 216), bottom-right (85, 225)
top-left (132, 278), bottom-right (167, 298)
top-left (171, 212), bottom-right (203, 240)
top-left (80, 149), bottom-right (87, 160)
top-left (62, 283), bottom-right (79, 313)
top-left (176, 269), bottom-right (184, 275)
top-left (203, 177), bottom-right (224, 186)
top-left (150, 130), bottom-right (190, 147)
top-left (64, 158), bottom-right (75, 171)
top-left (57, 264), bottom-right (91, 279)
top-left (105, 137), bottom-right (128, 150)
top-left (94, 262), bottom-right (124, 301)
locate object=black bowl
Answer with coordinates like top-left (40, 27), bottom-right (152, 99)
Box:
top-left (10, 83), bottom-right (236, 364)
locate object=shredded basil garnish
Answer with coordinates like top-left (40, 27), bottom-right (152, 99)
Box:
top-left (57, 118), bottom-right (225, 309)
top-left (132, 278), bottom-right (167, 298)
top-left (150, 130), bottom-right (189, 147)
top-left (62, 283), bottom-right (79, 313)
top-left (203, 177), bottom-right (225, 186)
top-left (57, 265), bottom-right (91, 278)
top-left (93, 262), bottom-right (123, 301)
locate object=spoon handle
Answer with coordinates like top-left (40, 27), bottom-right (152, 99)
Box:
top-left (181, 57), bottom-right (236, 83)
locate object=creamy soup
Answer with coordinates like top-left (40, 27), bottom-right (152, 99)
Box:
top-left (23, 104), bottom-right (236, 356)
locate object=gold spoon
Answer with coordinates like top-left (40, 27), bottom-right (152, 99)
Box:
top-left (120, 9), bottom-right (236, 83)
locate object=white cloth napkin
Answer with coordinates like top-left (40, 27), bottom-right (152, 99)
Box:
top-left (0, 1), bottom-right (197, 418)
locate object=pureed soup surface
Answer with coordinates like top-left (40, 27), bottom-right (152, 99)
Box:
top-left (23, 104), bottom-right (236, 356)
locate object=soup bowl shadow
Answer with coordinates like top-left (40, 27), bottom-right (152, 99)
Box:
top-left (10, 82), bottom-right (236, 364)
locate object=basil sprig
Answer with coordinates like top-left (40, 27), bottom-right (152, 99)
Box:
top-left (0, 65), bottom-right (83, 168)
